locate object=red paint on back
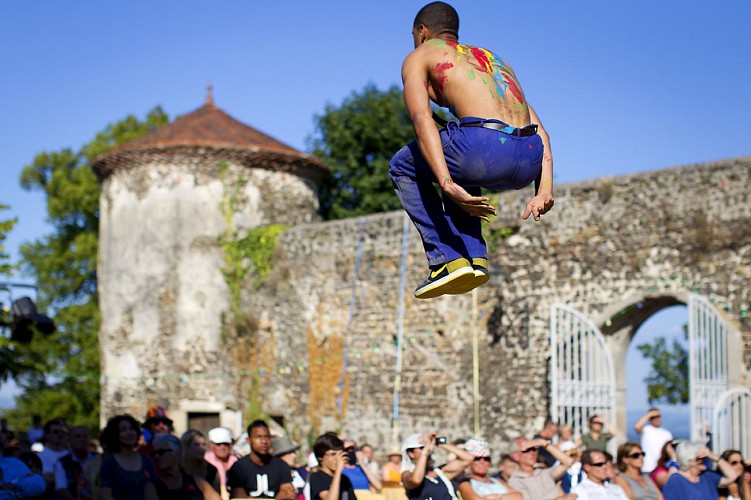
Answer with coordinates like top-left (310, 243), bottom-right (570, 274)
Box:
top-left (433, 62), bottom-right (454, 92)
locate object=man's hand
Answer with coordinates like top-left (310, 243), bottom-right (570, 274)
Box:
top-left (335, 450), bottom-right (348, 473)
top-left (522, 192), bottom-right (554, 221)
top-left (441, 181), bottom-right (497, 221)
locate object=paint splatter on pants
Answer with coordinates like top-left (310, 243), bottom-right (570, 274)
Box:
top-left (389, 117), bottom-right (543, 267)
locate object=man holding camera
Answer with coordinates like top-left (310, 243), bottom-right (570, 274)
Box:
top-left (401, 433), bottom-right (474, 500)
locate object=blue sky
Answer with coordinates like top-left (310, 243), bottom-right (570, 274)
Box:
top-left (1, 1), bottom-right (747, 412)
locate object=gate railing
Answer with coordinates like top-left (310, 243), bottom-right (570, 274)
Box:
top-left (551, 304), bottom-right (616, 454)
top-left (712, 387), bottom-right (751, 457)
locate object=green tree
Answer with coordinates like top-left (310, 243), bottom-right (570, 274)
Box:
top-left (636, 326), bottom-right (689, 405)
top-left (7, 107), bottom-right (169, 430)
top-left (311, 83), bottom-right (415, 220)
top-left (0, 205), bottom-right (27, 381)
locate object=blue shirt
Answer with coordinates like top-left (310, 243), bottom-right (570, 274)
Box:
top-left (662, 470), bottom-right (721, 500)
top-left (0, 456), bottom-right (46, 499)
top-left (342, 466), bottom-right (370, 490)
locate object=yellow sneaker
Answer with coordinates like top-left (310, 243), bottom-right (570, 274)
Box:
top-left (414, 258), bottom-right (474, 299)
top-left (447, 257), bottom-right (489, 295)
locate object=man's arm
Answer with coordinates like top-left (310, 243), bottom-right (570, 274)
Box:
top-left (439, 443), bottom-right (474, 480)
top-left (526, 439), bottom-right (573, 481)
top-left (633, 409), bottom-right (658, 435)
top-left (355, 452), bottom-right (383, 490)
top-left (275, 482), bottom-right (296, 500)
top-left (231, 487), bottom-right (249, 498)
top-left (318, 451), bottom-right (347, 500)
top-left (401, 437), bottom-right (434, 490)
top-left (401, 50), bottom-right (496, 220)
top-left (522, 104), bottom-right (554, 222)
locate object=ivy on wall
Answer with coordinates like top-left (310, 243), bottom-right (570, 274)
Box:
top-left (217, 162), bottom-right (288, 419)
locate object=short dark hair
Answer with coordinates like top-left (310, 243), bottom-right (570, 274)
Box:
top-left (43, 419), bottom-right (66, 435)
top-left (247, 419), bottom-right (268, 436)
top-left (100, 414), bottom-right (141, 453)
top-left (581, 448), bottom-right (606, 466)
top-left (314, 432), bottom-right (343, 460)
top-left (413, 2), bottom-right (459, 38)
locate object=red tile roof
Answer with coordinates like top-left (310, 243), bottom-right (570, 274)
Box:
top-left (93, 100), bottom-right (326, 180)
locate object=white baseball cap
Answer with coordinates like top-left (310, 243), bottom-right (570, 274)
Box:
top-left (208, 427), bottom-right (233, 445)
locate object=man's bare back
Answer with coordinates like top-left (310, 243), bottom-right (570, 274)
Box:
top-left (417, 39), bottom-right (531, 128)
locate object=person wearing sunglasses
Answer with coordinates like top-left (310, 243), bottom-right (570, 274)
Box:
top-left (150, 433), bottom-right (220, 500)
top-left (507, 437), bottom-right (576, 499)
top-left (718, 449), bottom-right (751, 500)
top-left (662, 441), bottom-right (739, 500)
top-left (613, 442), bottom-right (663, 500)
top-left (401, 432), bottom-right (473, 500)
top-left (571, 449), bottom-right (628, 499)
top-left (457, 439), bottom-right (522, 500)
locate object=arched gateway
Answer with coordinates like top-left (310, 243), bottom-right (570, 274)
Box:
top-left (551, 291), bottom-right (747, 452)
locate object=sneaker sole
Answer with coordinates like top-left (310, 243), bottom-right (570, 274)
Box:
top-left (447, 269), bottom-right (489, 295)
top-left (414, 266), bottom-right (475, 299)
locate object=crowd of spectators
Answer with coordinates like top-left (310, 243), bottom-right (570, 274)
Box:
top-left (1, 407), bottom-right (750, 500)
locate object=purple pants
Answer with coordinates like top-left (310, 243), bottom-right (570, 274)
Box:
top-left (389, 117), bottom-right (543, 266)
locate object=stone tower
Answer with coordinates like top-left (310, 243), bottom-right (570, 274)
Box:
top-left (92, 91), bottom-right (326, 429)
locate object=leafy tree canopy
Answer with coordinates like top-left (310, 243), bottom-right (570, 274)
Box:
top-left (311, 83), bottom-right (415, 220)
top-left (6, 107), bottom-right (169, 430)
top-left (636, 326), bottom-right (689, 405)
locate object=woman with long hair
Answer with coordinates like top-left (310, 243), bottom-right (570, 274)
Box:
top-left (180, 430), bottom-right (220, 493)
top-left (718, 449), bottom-right (751, 500)
top-left (650, 440), bottom-right (680, 489)
top-left (99, 415), bottom-right (157, 500)
top-left (613, 442), bottom-right (663, 500)
top-left (151, 433), bottom-right (219, 500)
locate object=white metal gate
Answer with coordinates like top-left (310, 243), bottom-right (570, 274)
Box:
top-left (712, 388), bottom-right (751, 456)
top-left (551, 304), bottom-right (616, 453)
top-left (688, 293), bottom-right (729, 442)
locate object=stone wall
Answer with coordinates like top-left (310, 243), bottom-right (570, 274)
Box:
top-left (99, 155), bottom-right (751, 454)
top-left (251, 156), bottom-right (751, 451)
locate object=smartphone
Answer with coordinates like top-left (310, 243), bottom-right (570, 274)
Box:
top-left (435, 436), bottom-right (447, 445)
top-left (346, 450), bottom-right (357, 464)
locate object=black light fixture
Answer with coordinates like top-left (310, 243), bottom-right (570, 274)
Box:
top-left (10, 296), bottom-right (56, 342)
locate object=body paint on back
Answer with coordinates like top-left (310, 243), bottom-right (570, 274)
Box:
top-left (432, 62), bottom-right (454, 92)
top-left (445, 40), bottom-right (525, 104)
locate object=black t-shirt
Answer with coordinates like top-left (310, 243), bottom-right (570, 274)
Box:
top-left (226, 455), bottom-right (292, 498)
top-left (309, 471), bottom-right (357, 500)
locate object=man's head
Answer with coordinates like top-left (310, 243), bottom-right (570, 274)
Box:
top-left (246, 419), bottom-right (271, 457)
top-left (69, 426), bottom-right (90, 453)
top-left (143, 406), bottom-right (173, 436)
top-left (314, 432), bottom-right (344, 472)
top-left (514, 438), bottom-right (539, 471)
top-left (540, 418), bottom-right (558, 438)
top-left (272, 435), bottom-right (301, 467)
top-left (360, 443), bottom-right (374, 461)
top-left (581, 449), bottom-right (609, 484)
top-left (44, 419), bottom-right (69, 450)
top-left (412, 2), bottom-right (459, 47)
top-left (208, 427), bottom-right (234, 461)
top-left (648, 407), bottom-right (662, 428)
top-left (498, 454), bottom-right (518, 480)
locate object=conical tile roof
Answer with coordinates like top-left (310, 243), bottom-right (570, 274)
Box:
top-left (93, 95), bottom-right (326, 181)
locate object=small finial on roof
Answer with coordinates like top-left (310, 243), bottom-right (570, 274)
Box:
top-left (205, 83), bottom-right (214, 106)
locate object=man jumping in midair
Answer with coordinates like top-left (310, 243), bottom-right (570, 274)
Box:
top-left (389, 1), bottom-right (554, 299)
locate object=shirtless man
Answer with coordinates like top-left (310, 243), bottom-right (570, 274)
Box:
top-left (389, 1), bottom-right (554, 299)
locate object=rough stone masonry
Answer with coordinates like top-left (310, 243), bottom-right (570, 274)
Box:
top-left (94, 102), bottom-right (750, 454)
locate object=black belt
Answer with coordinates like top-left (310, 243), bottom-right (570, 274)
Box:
top-left (461, 121), bottom-right (538, 137)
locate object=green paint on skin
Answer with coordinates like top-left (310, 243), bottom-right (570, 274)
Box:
top-left (468, 69), bottom-right (476, 80)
